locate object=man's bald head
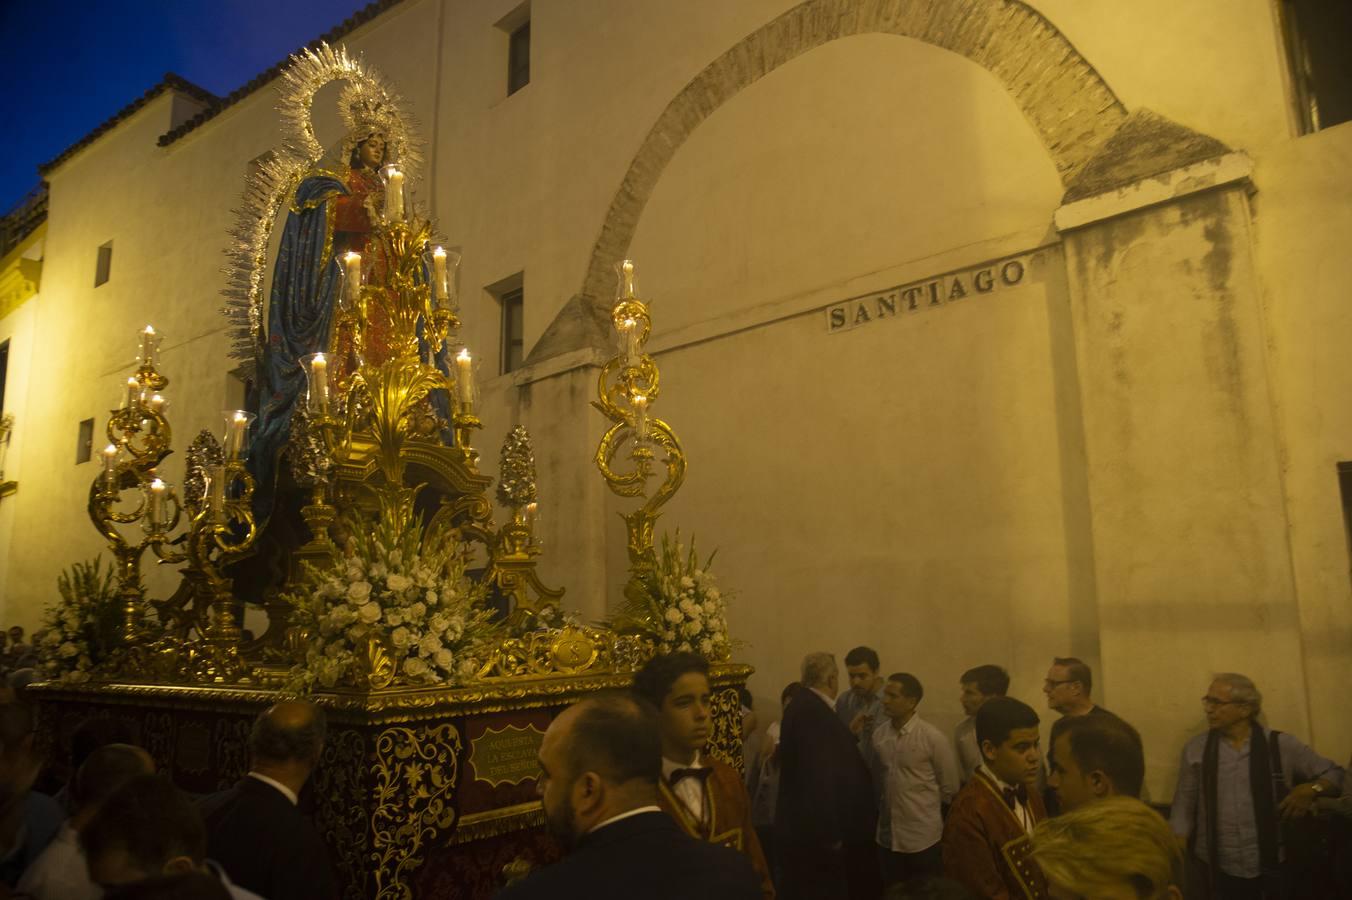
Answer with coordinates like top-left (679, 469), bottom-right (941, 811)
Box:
top-left (547, 691), bottom-right (661, 789)
top-left (250, 700), bottom-right (326, 767)
top-left (74, 743), bottom-right (156, 815)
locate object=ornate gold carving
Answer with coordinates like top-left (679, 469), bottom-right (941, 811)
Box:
top-left (450, 801), bottom-right (546, 846)
top-left (313, 728), bottom-right (369, 900)
top-left (476, 625), bottom-right (655, 680)
top-left (705, 686), bottom-right (745, 773)
top-left (371, 723), bottom-right (461, 899)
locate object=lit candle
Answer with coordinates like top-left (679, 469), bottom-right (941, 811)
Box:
top-left (616, 259), bottom-right (637, 300)
top-left (384, 168), bottom-right (405, 221)
top-left (146, 393), bottom-right (166, 415)
top-left (455, 349), bottom-right (475, 409)
top-left (139, 325), bottom-right (159, 367)
top-left (431, 246), bottom-right (449, 304)
top-left (525, 501), bottom-right (538, 529)
top-left (124, 377), bottom-right (141, 409)
top-left (146, 478), bottom-right (167, 531)
top-left (224, 411), bottom-right (250, 460)
top-left (618, 317), bottom-right (640, 365)
top-left (101, 444), bottom-right (119, 490)
top-left (309, 353), bottom-right (329, 412)
top-left (632, 393), bottom-right (649, 442)
top-left (343, 252), bottom-right (363, 306)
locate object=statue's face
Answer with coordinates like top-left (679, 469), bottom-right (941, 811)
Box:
top-left (357, 135), bottom-right (386, 169)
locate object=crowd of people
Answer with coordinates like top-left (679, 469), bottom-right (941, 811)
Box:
top-left (0, 687), bottom-right (337, 899)
top-left (0, 645), bottom-right (1346, 898)
top-left (501, 647), bottom-right (1351, 900)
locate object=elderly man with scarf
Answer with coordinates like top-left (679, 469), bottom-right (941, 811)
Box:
top-left (1169, 672), bottom-right (1344, 900)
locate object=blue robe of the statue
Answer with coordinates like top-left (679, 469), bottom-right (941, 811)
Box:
top-left (248, 173), bottom-right (347, 522)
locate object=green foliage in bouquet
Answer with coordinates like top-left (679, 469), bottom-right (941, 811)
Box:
top-left (613, 530), bottom-right (735, 661)
top-left (285, 495), bottom-right (501, 691)
top-left (40, 557), bottom-right (122, 683)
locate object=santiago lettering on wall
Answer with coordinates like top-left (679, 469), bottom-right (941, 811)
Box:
top-left (825, 253), bottom-right (1030, 334)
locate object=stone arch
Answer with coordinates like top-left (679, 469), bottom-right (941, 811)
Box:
top-left (576, 0), bottom-right (1125, 308)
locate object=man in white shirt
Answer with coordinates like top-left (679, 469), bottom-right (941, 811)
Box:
top-left (954, 664), bottom-right (1009, 783)
top-left (872, 673), bottom-right (958, 887)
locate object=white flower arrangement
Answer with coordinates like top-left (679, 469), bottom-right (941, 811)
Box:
top-left (39, 557), bottom-right (122, 684)
top-left (285, 501), bottom-right (499, 691)
top-left (620, 531), bottom-right (735, 661)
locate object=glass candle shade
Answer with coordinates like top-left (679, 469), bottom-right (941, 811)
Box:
top-left (454, 348), bottom-right (476, 411)
top-left (301, 352), bottom-right (331, 415)
top-left (123, 376), bottom-right (142, 410)
top-left (145, 478), bottom-right (169, 533)
top-left (337, 251), bottom-right (364, 312)
top-left (631, 393), bottom-right (649, 444)
top-left (425, 245), bottom-right (462, 312)
top-left (382, 165), bottom-right (406, 223)
top-left (101, 444), bottom-right (120, 491)
top-left (617, 316), bottom-right (641, 366)
top-left (221, 410), bottom-right (257, 461)
top-left (614, 259), bottom-right (639, 302)
top-left (138, 325), bottom-right (163, 369)
top-left (206, 465), bottom-right (228, 526)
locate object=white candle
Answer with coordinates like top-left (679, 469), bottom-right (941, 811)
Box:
top-left (384, 169), bottom-right (405, 221)
top-left (343, 252), bottom-right (362, 306)
top-left (147, 478), bottom-right (167, 530)
top-left (525, 501), bottom-right (538, 528)
top-left (616, 259), bottom-right (637, 299)
top-left (224, 411), bottom-right (249, 460)
top-left (619, 317), bottom-right (640, 365)
top-left (432, 247), bottom-right (449, 303)
top-left (632, 393), bottom-right (649, 442)
top-left (102, 444), bottom-right (119, 489)
top-left (139, 325), bottom-right (159, 367)
top-left (455, 349), bottom-right (475, 408)
top-left (310, 353), bottom-right (329, 412)
top-left (147, 394), bottom-right (166, 415)
top-left (124, 377), bottom-right (141, 409)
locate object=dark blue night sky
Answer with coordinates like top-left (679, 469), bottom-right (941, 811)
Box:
top-left (2, 0), bottom-right (374, 214)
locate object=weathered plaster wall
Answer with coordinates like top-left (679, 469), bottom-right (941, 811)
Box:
top-left (1061, 185), bottom-right (1306, 795)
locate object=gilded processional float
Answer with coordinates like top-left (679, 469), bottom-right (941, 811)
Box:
top-left (31, 45), bottom-right (749, 899)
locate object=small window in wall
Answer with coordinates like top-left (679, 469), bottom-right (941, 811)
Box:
top-left (1279, 1), bottom-right (1352, 133)
top-left (94, 241), bottom-right (113, 287)
top-left (496, 2), bottom-right (531, 97)
top-left (76, 418), bottom-right (94, 464)
top-left (488, 272), bottom-right (525, 375)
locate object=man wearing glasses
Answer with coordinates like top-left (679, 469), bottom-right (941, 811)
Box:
top-left (1169, 673), bottom-right (1344, 900)
top-left (1042, 657), bottom-right (1126, 814)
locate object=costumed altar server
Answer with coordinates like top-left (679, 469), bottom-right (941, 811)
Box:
top-left (633, 652), bottom-right (775, 899)
top-left (942, 696), bottom-right (1049, 899)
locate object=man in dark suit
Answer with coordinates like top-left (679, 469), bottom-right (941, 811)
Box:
top-left (775, 651), bottom-right (879, 900)
top-left (198, 700), bottom-right (338, 900)
top-left (496, 691), bottom-right (762, 900)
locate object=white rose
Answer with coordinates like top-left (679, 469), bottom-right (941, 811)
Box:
top-left (445, 615), bottom-right (465, 641)
top-left (385, 611), bottom-right (403, 627)
top-left (391, 627), bottom-right (413, 649)
top-left (347, 581), bottom-right (372, 603)
top-left (702, 600), bottom-right (718, 616)
top-left (358, 601), bottom-right (382, 624)
top-left (424, 589), bottom-right (440, 606)
top-left (680, 576), bottom-right (695, 589)
top-left (419, 633), bottom-right (443, 656)
top-left (679, 599), bottom-right (699, 616)
top-left (707, 588), bottom-right (721, 602)
top-left (663, 629), bottom-right (676, 642)
top-left (369, 561), bottom-right (388, 579)
top-left (682, 620), bottom-right (702, 637)
top-left (678, 641), bottom-right (693, 652)
top-left (409, 602), bottom-right (427, 620)
top-left (428, 613), bottom-right (450, 634)
top-left (387, 574), bottom-right (412, 593)
top-left (402, 657), bottom-right (429, 679)
top-left (664, 608), bottom-right (683, 625)
top-left (434, 648), bottom-right (454, 670)
top-left (700, 638), bottom-right (714, 656)
top-left (58, 641), bottom-right (80, 659)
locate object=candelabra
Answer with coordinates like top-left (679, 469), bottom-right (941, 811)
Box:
top-left (592, 260), bottom-right (687, 605)
top-left (87, 326), bottom-right (185, 645)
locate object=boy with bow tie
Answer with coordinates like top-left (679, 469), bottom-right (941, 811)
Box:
top-left (941, 696), bottom-right (1050, 900)
top-left (633, 652), bottom-right (775, 899)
